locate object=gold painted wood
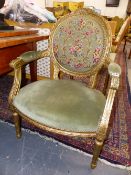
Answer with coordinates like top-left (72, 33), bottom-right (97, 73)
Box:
top-left (13, 112), bottom-right (21, 139)
top-left (8, 50), bottom-right (50, 106)
top-left (112, 16), bottom-right (131, 53)
top-left (91, 87), bottom-right (117, 168)
top-left (8, 8), bottom-right (121, 169)
top-left (90, 73), bottom-right (98, 88)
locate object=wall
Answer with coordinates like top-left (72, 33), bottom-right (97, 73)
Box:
top-left (45, 0), bottom-right (129, 18)
top-left (34, 0), bottom-right (45, 8)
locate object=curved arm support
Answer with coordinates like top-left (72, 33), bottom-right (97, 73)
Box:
top-left (91, 88), bottom-right (117, 168)
top-left (91, 62), bottom-right (121, 168)
top-left (8, 65), bottom-right (22, 108)
top-left (96, 63), bottom-right (121, 140)
top-left (96, 88), bottom-right (117, 142)
top-left (8, 49), bottom-right (50, 107)
top-left (9, 50), bottom-right (50, 69)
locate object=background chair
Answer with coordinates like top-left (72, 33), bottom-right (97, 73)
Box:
top-left (108, 20), bottom-right (117, 39)
top-left (8, 8), bottom-right (121, 169)
top-left (123, 21), bottom-right (131, 59)
top-left (111, 16), bottom-right (124, 35)
top-left (110, 16), bottom-right (131, 62)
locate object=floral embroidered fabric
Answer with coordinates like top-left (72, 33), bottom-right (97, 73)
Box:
top-left (52, 15), bottom-right (108, 73)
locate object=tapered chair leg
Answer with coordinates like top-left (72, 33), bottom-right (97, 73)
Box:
top-left (13, 112), bottom-right (21, 139)
top-left (91, 139), bottom-right (104, 169)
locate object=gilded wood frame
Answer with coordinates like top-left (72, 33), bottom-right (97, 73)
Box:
top-left (8, 8), bottom-right (121, 169)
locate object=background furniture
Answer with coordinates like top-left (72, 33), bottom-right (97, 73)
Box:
top-left (123, 24), bottom-right (131, 59)
top-left (4, 20), bottom-right (53, 78)
top-left (0, 0), bottom-right (14, 30)
top-left (110, 16), bottom-right (131, 62)
top-left (106, 0), bottom-right (120, 7)
top-left (0, 29), bottom-right (49, 80)
top-left (124, 37), bottom-right (131, 59)
top-left (108, 20), bottom-right (117, 39)
top-left (127, 0), bottom-right (131, 15)
top-left (111, 16), bottom-right (124, 35)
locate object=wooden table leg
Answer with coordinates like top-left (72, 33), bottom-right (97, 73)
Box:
top-left (29, 61), bottom-right (37, 82)
top-left (21, 66), bottom-right (27, 87)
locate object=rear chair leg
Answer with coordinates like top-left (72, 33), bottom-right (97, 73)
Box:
top-left (13, 112), bottom-right (21, 139)
top-left (91, 139), bottom-right (104, 169)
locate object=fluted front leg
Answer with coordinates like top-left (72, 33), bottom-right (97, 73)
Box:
top-left (91, 139), bottom-right (104, 169)
top-left (13, 112), bottom-right (21, 139)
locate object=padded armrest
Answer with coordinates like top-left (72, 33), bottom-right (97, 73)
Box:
top-left (108, 62), bottom-right (121, 90)
top-left (19, 51), bottom-right (47, 63)
top-left (8, 49), bottom-right (50, 106)
top-left (108, 62), bottom-right (121, 77)
top-left (10, 49), bottom-right (50, 69)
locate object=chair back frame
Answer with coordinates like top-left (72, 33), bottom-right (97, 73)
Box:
top-left (49, 8), bottom-right (112, 79)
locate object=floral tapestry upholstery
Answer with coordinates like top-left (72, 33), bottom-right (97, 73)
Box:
top-left (51, 9), bottom-right (111, 73)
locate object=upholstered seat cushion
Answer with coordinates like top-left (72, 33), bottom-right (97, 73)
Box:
top-left (13, 80), bottom-right (106, 132)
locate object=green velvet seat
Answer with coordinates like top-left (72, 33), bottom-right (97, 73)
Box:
top-left (13, 80), bottom-right (106, 132)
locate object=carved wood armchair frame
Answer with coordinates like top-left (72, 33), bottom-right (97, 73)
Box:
top-left (8, 8), bottom-right (121, 169)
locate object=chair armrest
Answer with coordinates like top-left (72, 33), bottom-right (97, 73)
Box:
top-left (10, 49), bottom-right (50, 69)
top-left (8, 49), bottom-right (50, 107)
top-left (108, 62), bottom-right (121, 89)
top-left (95, 63), bottom-right (121, 143)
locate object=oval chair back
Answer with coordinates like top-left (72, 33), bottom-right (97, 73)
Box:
top-left (49, 8), bottom-right (112, 78)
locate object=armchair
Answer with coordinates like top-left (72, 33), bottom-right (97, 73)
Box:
top-left (8, 8), bottom-right (121, 169)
